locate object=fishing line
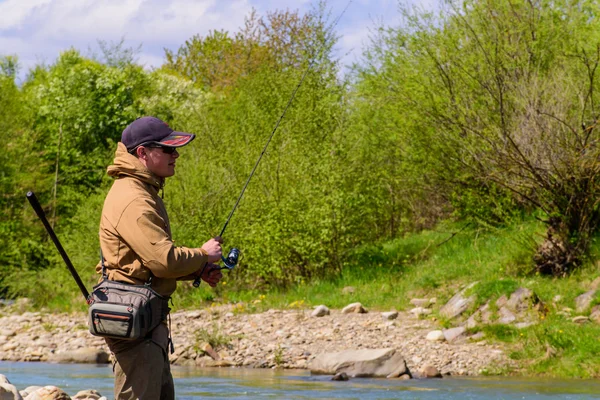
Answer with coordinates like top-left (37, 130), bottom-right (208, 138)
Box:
top-left (194, 0), bottom-right (353, 286)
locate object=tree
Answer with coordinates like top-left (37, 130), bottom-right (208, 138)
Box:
top-left (355, 0), bottom-right (600, 275)
top-left (163, 5), bottom-right (335, 92)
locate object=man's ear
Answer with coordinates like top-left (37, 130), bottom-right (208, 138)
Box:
top-left (136, 146), bottom-right (146, 160)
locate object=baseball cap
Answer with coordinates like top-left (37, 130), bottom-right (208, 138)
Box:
top-left (122, 116), bottom-right (196, 152)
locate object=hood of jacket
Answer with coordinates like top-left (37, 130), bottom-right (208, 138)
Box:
top-left (107, 142), bottom-right (163, 189)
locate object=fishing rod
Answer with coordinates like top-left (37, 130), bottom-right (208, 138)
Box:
top-left (26, 191), bottom-right (90, 301)
top-left (193, 1), bottom-right (353, 287)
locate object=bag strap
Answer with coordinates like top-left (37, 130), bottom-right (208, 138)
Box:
top-left (100, 249), bottom-right (108, 280)
top-left (99, 248), bottom-right (153, 286)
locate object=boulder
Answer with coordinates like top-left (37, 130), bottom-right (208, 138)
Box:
top-left (72, 390), bottom-right (102, 400)
top-left (341, 303), bottom-right (367, 314)
top-left (590, 305), bottom-right (600, 323)
top-left (443, 327), bottom-right (466, 343)
top-left (465, 302), bottom-right (491, 328)
top-left (24, 386), bottom-right (69, 400)
top-left (426, 330), bottom-right (445, 342)
top-left (309, 348), bottom-right (409, 378)
top-left (409, 298), bottom-right (431, 308)
top-left (497, 307), bottom-right (516, 324)
top-left (590, 276), bottom-right (600, 290)
top-left (311, 305), bottom-right (330, 317)
top-left (506, 288), bottom-right (536, 312)
top-left (572, 316), bottom-right (590, 324)
top-left (575, 290), bottom-right (596, 313)
top-left (420, 364), bottom-right (442, 378)
top-left (381, 311), bottom-right (398, 320)
top-left (0, 382), bottom-right (22, 400)
top-left (410, 307), bottom-right (431, 317)
top-left (440, 283), bottom-right (477, 319)
top-left (19, 388), bottom-right (41, 399)
top-left (331, 372), bottom-right (349, 381)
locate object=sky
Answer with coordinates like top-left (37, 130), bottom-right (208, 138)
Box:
top-left (0, 0), bottom-right (435, 81)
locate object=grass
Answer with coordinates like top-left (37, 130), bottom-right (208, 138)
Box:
top-left (194, 323), bottom-right (233, 351)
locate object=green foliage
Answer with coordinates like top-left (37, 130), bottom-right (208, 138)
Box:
top-left (1, 50), bottom-right (149, 297)
top-left (486, 315), bottom-right (600, 378)
top-left (353, 0), bottom-right (600, 274)
top-left (195, 323), bottom-right (232, 350)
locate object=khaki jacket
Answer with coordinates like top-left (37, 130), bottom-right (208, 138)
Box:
top-left (96, 142), bottom-right (208, 296)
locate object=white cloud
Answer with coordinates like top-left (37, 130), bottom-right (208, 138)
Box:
top-left (0, 0), bottom-right (53, 30)
top-left (0, 0), bottom-right (439, 80)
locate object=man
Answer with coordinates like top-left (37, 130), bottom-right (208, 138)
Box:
top-left (97, 116), bottom-right (223, 399)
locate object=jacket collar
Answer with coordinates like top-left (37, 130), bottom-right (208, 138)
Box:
top-left (107, 142), bottom-right (164, 190)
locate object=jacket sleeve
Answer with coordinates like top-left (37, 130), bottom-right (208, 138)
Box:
top-left (116, 201), bottom-right (208, 279)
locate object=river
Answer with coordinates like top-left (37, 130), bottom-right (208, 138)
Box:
top-left (1, 362), bottom-right (599, 399)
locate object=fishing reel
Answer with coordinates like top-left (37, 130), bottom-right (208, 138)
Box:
top-left (219, 247), bottom-right (240, 270)
top-left (193, 247), bottom-right (240, 287)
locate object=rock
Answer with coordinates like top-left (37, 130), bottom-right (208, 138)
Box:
top-left (309, 348), bottom-right (409, 378)
top-left (341, 303), bottom-right (367, 314)
top-left (409, 298), bottom-right (431, 308)
top-left (506, 288), bottom-right (537, 312)
top-left (72, 389), bottom-right (102, 400)
top-left (410, 307), bottom-right (431, 317)
top-left (381, 311), bottom-right (398, 320)
top-left (341, 287), bottom-right (356, 295)
top-left (186, 311), bottom-right (203, 319)
top-left (572, 316), bottom-right (590, 324)
top-left (0, 382), bottom-right (22, 400)
top-left (465, 302), bottom-right (491, 328)
top-left (426, 330), bottom-right (445, 342)
top-left (24, 386), bottom-right (69, 400)
top-left (575, 290), bottom-right (596, 313)
top-left (514, 322), bottom-right (535, 329)
top-left (201, 343), bottom-right (220, 361)
top-left (420, 364), bottom-right (442, 378)
top-left (331, 372), bottom-right (349, 381)
top-left (590, 276), bottom-right (600, 290)
top-left (311, 305), bottom-right (330, 317)
top-left (439, 282), bottom-right (477, 319)
top-left (49, 348), bottom-right (109, 364)
top-left (498, 306), bottom-right (516, 324)
top-left (590, 306), bottom-right (600, 323)
top-left (2, 343), bottom-right (18, 352)
top-left (443, 327), bottom-right (466, 343)
top-left (20, 388), bottom-right (42, 398)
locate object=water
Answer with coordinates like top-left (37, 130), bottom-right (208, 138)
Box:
top-left (1, 362), bottom-right (600, 399)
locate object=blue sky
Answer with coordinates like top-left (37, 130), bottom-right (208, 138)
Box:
top-left (0, 0), bottom-right (435, 80)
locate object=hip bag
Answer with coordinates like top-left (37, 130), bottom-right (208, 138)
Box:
top-left (87, 255), bottom-right (170, 340)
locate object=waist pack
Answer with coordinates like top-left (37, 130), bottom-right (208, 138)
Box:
top-left (87, 279), bottom-right (170, 340)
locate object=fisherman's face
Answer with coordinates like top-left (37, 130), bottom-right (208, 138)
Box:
top-left (139, 145), bottom-right (179, 178)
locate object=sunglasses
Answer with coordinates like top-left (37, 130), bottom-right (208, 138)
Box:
top-left (144, 144), bottom-right (178, 154)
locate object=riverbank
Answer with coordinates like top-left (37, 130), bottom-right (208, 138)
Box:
top-left (0, 301), bottom-right (516, 377)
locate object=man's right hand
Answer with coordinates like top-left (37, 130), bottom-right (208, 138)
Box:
top-left (201, 237), bottom-right (223, 263)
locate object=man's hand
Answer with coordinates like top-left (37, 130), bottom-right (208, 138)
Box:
top-left (201, 236), bottom-right (223, 263)
top-left (196, 263), bottom-right (223, 287)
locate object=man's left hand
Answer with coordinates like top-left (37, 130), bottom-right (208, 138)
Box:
top-left (199, 263), bottom-right (223, 287)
